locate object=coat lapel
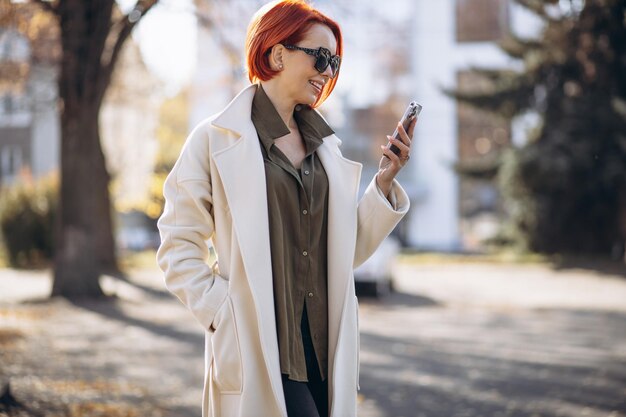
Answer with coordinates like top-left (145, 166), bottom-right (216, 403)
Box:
top-left (317, 136), bottom-right (362, 379)
top-left (210, 85), bottom-right (284, 411)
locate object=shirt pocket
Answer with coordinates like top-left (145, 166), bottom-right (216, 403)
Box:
top-left (210, 296), bottom-right (243, 393)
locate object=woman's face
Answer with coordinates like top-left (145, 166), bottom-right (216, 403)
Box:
top-left (279, 23), bottom-right (338, 106)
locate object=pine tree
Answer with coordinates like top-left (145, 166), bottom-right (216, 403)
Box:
top-left (450, 0), bottom-right (626, 257)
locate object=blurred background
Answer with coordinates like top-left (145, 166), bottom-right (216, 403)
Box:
top-left (0, 0), bottom-right (625, 416)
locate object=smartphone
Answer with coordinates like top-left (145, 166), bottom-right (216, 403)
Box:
top-left (387, 101), bottom-right (422, 156)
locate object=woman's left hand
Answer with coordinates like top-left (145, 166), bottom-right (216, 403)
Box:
top-left (376, 118), bottom-right (416, 197)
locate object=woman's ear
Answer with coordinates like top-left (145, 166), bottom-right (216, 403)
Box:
top-left (269, 44), bottom-right (285, 71)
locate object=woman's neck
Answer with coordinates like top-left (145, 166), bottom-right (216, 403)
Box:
top-left (259, 81), bottom-right (298, 130)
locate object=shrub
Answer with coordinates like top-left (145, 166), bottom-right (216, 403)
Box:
top-left (0, 171), bottom-right (58, 268)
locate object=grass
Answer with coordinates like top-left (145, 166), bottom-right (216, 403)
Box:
top-left (118, 247), bottom-right (550, 269)
top-left (118, 248), bottom-right (217, 271)
top-left (118, 249), bottom-right (159, 270)
top-left (398, 249), bottom-right (551, 265)
top-left (0, 328), bottom-right (25, 347)
top-left (3, 245), bottom-right (619, 274)
top-left (0, 242), bottom-right (8, 268)
top-left (68, 403), bottom-right (142, 417)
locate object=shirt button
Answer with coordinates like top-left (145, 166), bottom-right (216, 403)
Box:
top-left (304, 170), bottom-right (310, 175)
top-left (308, 292), bottom-right (314, 298)
top-left (302, 251), bottom-right (308, 256)
top-left (302, 209), bottom-right (308, 215)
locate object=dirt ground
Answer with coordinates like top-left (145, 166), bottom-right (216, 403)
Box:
top-left (1, 260), bottom-right (625, 417)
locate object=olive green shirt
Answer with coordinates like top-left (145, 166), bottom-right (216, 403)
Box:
top-left (251, 85), bottom-right (334, 382)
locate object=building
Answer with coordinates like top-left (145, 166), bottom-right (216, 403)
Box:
top-left (0, 25), bottom-right (60, 186)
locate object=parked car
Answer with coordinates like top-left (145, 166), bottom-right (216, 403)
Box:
top-left (116, 227), bottom-right (160, 251)
top-left (354, 236), bottom-right (400, 297)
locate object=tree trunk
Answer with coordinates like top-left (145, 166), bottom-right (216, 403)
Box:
top-left (47, 0), bottom-right (157, 298)
top-left (52, 105), bottom-right (106, 297)
top-left (93, 123), bottom-right (118, 274)
top-left (51, 0), bottom-right (117, 298)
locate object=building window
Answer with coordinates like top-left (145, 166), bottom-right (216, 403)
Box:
top-left (0, 93), bottom-right (28, 115)
top-left (0, 94), bottom-right (7, 114)
top-left (0, 29), bottom-right (30, 61)
top-left (1, 145), bottom-right (23, 179)
top-left (456, 0), bottom-right (509, 43)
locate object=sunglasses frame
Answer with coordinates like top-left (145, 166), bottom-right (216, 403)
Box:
top-left (283, 44), bottom-right (341, 79)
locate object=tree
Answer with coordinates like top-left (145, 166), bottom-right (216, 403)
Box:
top-left (449, 0), bottom-right (626, 257)
top-left (19, 0), bottom-right (159, 297)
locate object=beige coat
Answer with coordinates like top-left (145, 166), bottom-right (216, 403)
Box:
top-left (156, 84), bottom-right (409, 417)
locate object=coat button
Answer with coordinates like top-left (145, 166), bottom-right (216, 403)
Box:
top-left (308, 292), bottom-right (314, 297)
top-left (302, 209), bottom-right (308, 215)
top-left (303, 251), bottom-right (308, 256)
top-left (304, 170), bottom-right (310, 175)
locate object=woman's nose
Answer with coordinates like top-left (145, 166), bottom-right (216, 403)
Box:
top-left (321, 65), bottom-right (334, 79)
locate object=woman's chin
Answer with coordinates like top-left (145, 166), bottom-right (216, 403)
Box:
top-left (297, 95), bottom-right (317, 107)
top-left (302, 87), bottom-right (320, 105)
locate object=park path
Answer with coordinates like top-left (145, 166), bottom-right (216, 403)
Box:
top-left (356, 262), bottom-right (626, 417)
top-left (1, 261), bottom-right (625, 416)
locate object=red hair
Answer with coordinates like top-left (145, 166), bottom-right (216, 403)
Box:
top-left (245, 0), bottom-right (343, 108)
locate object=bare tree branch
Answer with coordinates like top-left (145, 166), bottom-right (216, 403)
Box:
top-left (195, 10), bottom-right (241, 67)
top-left (32, 0), bottom-right (57, 15)
top-left (97, 0), bottom-right (159, 104)
top-left (109, 0), bottom-right (158, 68)
top-left (514, 0), bottom-right (558, 22)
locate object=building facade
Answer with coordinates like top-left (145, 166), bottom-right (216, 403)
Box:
top-left (0, 27), bottom-right (59, 186)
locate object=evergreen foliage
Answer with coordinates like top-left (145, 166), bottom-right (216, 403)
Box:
top-left (449, 0), bottom-right (626, 256)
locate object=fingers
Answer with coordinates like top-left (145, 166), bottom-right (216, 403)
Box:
top-left (397, 122), bottom-right (412, 146)
top-left (407, 117), bottom-right (417, 137)
top-left (381, 144), bottom-right (404, 166)
top-left (387, 135), bottom-right (410, 157)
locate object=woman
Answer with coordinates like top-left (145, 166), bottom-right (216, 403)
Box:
top-left (156, 1), bottom-right (414, 416)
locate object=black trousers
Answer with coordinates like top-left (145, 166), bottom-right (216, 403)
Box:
top-left (282, 308), bottom-right (328, 417)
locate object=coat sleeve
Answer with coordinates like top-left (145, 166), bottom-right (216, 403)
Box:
top-left (156, 125), bottom-right (228, 331)
top-left (353, 176), bottom-right (410, 268)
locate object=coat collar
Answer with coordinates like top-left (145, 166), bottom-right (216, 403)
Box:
top-left (211, 84), bottom-right (258, 138)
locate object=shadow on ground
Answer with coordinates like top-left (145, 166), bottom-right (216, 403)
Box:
top-left (357, 286), bottom-right (440, 308)
top-left (0, 271), bottom-right (206, 417)
top-left (550, 255), bottom-right (626, 279)
top-left (356, 295), bottom-right (626, 417)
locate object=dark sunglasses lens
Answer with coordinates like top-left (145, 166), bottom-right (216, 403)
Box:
top-left (317, 51), bottom-right (340, 78)
top-left (330, 57), bottom-right (339, 74)
top-left (315, 55), bottom-right (329, 73)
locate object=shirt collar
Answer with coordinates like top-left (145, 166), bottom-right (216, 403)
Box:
top-left (251, 84), bottom-right (334, 156)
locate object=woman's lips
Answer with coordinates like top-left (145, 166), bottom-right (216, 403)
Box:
top-left (309, 80), bottom-right (323, 94)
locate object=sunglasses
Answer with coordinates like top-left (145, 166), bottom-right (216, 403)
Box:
top-left (283, 45), bottom-right (341, 79)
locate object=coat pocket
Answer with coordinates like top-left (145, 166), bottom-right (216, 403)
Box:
top-left (210, 296), bottom-right (243, 393)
